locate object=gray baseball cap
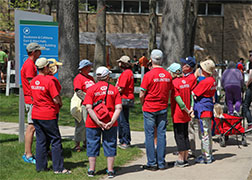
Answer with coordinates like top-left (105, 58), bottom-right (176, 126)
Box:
top-left (26, 43), bottom-right (45, 52)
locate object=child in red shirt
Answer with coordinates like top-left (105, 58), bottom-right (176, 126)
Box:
top-left (192, 59), bottom-right (216, 164)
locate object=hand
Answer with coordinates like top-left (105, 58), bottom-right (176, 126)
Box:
top-left (104, 121), bottom-right (114, 130)
top-left (97, 120), bottom-right (106, 130)
top-left (189, 110), bottom-right (195, 119)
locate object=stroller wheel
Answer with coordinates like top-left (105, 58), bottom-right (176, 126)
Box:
top-left (242, 137), bottom-right (247, 147)
top-left (219, 136), bottom-right (226, 147)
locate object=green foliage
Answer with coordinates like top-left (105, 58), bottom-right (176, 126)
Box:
top-left (0, 133), bottom-right (142, 180)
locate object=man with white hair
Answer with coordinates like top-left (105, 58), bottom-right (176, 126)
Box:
top-left (140, 49), bottom-right (173, 170)
top-left (84, 66), bottom-right (122, 178)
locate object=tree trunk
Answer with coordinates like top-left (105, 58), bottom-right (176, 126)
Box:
top-left (57, 0), bottom-right (79, 96)
top-left (39, 0), bottom-right (52, 15)
top-left (148, 0), bottom-right (157, 58)
top-left (94, 0), bottom-right (106, 71)
top-left (160, 0), bottom-right (198, 67)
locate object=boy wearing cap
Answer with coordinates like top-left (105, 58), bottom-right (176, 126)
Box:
top-left (116, 55), bottom-right (134, 149)
top-left (180, 56), bottom-right (197, 158)
top-left (20, 42), bottom-right (45, 164)
top-left (47, 59), bottom-right (63, 116)
top-left (192, 59), bottom-right (217, 164)
top-left (140, 49), bottom-right (173, 170)
top-left (73, 59), bottom-right (95, 151)
top-left (31, 58), bottom-right (70, 174)
top-left (168, 63), bottom-right (194, 167)
top-left (84, 66), bottom-right (122, 178)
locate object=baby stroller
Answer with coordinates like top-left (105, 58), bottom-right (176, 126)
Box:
top-left (214, 113), bottom-right (247, 147)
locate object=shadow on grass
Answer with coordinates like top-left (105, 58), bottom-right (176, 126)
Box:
top-left (64, 160), bottom-right (88, 170)
top-left (0, 137), bottom-right (18, 143)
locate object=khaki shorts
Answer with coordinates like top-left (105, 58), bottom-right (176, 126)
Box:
top-left (25, 104), bottom-right (33, 124)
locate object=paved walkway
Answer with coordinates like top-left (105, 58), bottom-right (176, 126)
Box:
top-left (0, 122), bottom-right (252, 180)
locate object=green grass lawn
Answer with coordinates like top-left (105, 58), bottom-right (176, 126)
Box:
top-left (0, 133), bottom-right (142, 180)
top-left (0, 93), bottom-right (173, 131)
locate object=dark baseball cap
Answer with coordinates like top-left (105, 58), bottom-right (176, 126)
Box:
top-left (180, 56), bottom-right (196, 68)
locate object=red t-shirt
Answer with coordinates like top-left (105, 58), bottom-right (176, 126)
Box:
top-left (73, 73), bottom-right (95, 92)
top-left (83, 81), bottom-right (122, 128)
top-left (20, 58), bottom-right (37, 104)
top-left (47, 75), bottom-right (61, 114)
top-left (73, 73), bottom-right (95, 105)
top-left (184, 73), bottom-right (197, 91)
top-left (140, 67), bottom-right (173, 112)
top-left (116, 69), bottom-right (134, 99)
top-left (193, 77), bottom-right (217, 98)
top-left (171, 77), bottom-right (191, 123)
top-left (30, 75), bottom-right (59, 120)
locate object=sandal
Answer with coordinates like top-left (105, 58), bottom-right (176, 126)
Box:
top-left (54, 169), bottom-right (71, 174)
top-left (72, 145), bottom-right (81, 152)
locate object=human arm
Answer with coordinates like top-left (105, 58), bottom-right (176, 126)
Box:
top-left (75, 89), bottom-right (86, 100)
top-left (85, 104), bottom-right (106, 130)
top-left (246, 69), bottom-right (252, 87)
top-left (139, 89), bottom-right (146, 105)
top-left (53, 95), bottom-right (62, 107)
top-left (117, 86), bottom-right (124, 94)
top-left (105, 104), bottom-right (122, 130)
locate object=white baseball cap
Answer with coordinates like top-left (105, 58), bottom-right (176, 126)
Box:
top-left (96, 66), bottom-right (112, 77)
top-left (151, 49), bottom-right (163, 61)
top-left (35, 57), bottom-right (49, 69)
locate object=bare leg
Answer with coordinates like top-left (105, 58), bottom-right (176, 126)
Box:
top-left (178, 151), bottom-right (184, 161)
top-left (88, 157), bottom-right (96, 171)
top-left (107, 157), bottom-right (115, 172)
top-left (184, 150), bottom-right (189, 161)
top-left (25, 124), bottom-right (35, 157)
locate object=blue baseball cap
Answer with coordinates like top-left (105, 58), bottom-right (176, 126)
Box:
top-left (180, 56), bottom-right (196, 68)
top-left (78, 59), bottom-right (92, 69)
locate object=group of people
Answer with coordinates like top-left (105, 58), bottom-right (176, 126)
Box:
top-left (20, 41), bottom-right (252, 178)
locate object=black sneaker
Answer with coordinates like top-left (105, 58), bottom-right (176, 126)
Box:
top-left (174, 160), bottom-right (187, 167)
top-left (107, 170), bottom-right (115, 178)
top-left (142, 165), bottom-right (158, 171)
top-left (87, 170), bottom-right (95, 177)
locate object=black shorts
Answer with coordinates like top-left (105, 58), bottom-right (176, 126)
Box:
top-left (0, 63), bottom-right (6, 73)
top-left (173, 122), bottom-right (190, 151)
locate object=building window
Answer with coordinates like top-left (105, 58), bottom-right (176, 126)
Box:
top-left (141, 1), bottom-right (149, 13)
top-left (208, 3), bottom-right (222, 15)
top-left (106, 0), bottom-right (122, 13)
top-left (157, 0), bottom-right (163, 14)
top-left (88, 0), bottom-right (97, 12)
top-left (124, 1), bottom-right (139, 13)
top-left (198, 3), bottom-right (223, 16)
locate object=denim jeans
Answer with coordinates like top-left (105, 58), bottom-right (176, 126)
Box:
top-left (242, 88), bottom-right (252, 125)
top-left (118, 105), bottom-right (131, 145)
top-left (143, 109), bottom-right (167, 168)
top-left (33, 119), bottom-right (64, 172)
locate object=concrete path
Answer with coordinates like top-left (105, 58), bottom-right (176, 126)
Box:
top-left (1, 122), bottom-right (251, 180)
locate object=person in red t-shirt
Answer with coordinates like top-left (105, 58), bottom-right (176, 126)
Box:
top-left (31, 58), bottom-right (70, 174)
top-left (72, 59), bottom-right (95, 151)
top-left (192, 59), bottom-right (216, 164)
top-left (168, 63), bottom-right (194, 167)
top-left (20, 42), bottom-right (45, 164)
top-left (83, 66), bottom-right (122, 178)
top-left (139, 49), bottom-right (173, 170)
top-left (180, 56), bottom-right (197, 158)
top-left (116, 55), bottom-right (134, 149)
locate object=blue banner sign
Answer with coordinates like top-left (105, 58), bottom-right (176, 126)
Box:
top-left (19, 20), bottom-right (58, 84)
